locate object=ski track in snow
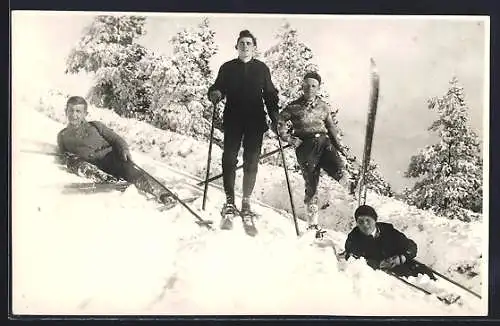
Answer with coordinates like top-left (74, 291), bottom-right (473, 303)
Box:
top-left (11, 104), bottom-right (486, 316)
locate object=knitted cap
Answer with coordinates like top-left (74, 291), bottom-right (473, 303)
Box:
top-left (354, 205), bottom-right (378, 221)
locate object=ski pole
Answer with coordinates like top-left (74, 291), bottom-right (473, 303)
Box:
top-left (385, 271), bottom-right (433, 295)
top-left (131, 162), bottom-right (213, 229)
top-left (414, 260), bottom-right (482, 299)
top-left (202, 102), bottom-right (218, 210)
top-left (277, 136), bottom-right (300, 237)
top-left (196, 143), bottom-right (293, 187)
top-left (386, 270), bottom-right (463, 305)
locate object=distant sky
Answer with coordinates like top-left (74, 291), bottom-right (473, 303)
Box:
top-left (12, 11), bottom-right (488, 192)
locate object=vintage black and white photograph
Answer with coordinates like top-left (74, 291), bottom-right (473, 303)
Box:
top-left (11, 11), bottom-right (489, 316)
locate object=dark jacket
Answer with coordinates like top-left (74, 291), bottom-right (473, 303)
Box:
top-left (344, 222), bottom-right (418, 270)
top-left (208, 58), bottom-right (280, 131)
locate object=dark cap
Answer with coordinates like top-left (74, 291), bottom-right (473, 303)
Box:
top-left (237, 30), bottom-right (257, 46)
top-left (304, 71), bottom-right (322, 85)
top-left (354, 205), bottom-right (378, 221)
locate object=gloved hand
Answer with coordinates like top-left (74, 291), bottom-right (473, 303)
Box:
top-left (379, 255), bottom-right (407, 270)
top-left (208, 90), bottom-right (222, 104)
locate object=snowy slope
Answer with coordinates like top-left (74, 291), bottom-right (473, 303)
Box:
top-left (32, 91), bottom-right (486, 294)
top-left (12, 103), bottom-right (486, 315)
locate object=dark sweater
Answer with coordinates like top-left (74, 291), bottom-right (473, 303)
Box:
top-left (57, 121), bottom-right (129, 162)
top-left (344, 222), bottom-right (418, 270)
top-left (208, 58), bottom-right (280, 129)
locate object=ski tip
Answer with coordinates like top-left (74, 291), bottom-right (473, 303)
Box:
top-left (370, 58), bottom-right (378, 74)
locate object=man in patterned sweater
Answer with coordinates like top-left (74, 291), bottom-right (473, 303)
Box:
top-left (277, 72), bottom-right (349, 237)
top-left (57, 96), bottom-right (174, 205)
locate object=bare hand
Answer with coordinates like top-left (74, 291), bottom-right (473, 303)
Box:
top-left (289, 136), bottom-right (303, 148)
top-left (379, 255), bottom-right (406, 269)
top-left (121, 148), bottom-right (132, 162)
top-left (340, 155), bottom-right (348, 168)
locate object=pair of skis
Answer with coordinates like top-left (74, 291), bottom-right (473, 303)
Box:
top-left (385, 261), bottom-right (482, 306)
top-left (22, 148), bottom-right (214, 228)
top-left (220, 206), bottom-right (259, 237)
top-left (60, 180), bottom-right (198, 211)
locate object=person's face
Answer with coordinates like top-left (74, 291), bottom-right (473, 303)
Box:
top-left (66, 104), bottom-right (87, 126)
top-left (356, 215), bottom-right (377, 236)
top-left (237, 37), bottom-right (255, 59)
top-left (302, 78), bottom-right (320, 100)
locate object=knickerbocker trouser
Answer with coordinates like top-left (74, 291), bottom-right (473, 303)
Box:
top-left (295, 134), bottom-right (343, 225)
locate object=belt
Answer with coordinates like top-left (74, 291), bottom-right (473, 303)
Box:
top-left (293, 132), bottom-right (327, 139)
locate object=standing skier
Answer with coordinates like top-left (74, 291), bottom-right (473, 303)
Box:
top-left (277, 71), bottom-right (349, 237)
top-left (207, 30), bottom-right (280, 234)
top-left (57, 96), bottom-right (175, 206)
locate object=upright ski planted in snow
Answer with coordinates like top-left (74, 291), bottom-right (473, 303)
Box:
top-left (358, 58), bottom-right (380, 206)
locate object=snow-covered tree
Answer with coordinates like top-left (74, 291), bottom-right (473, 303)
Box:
top-left (403, 77), bottom-right (482, 222)
top-left (147, 17), bottom-right (218, 137)
top-left (263, 21), bottom-right (324, 107)
top-left (167, 18), bottom-right (218, 106)
top-left (65, 15), bottom-right (157, 118)
top-left (65, 15), bottom-right (219, 140)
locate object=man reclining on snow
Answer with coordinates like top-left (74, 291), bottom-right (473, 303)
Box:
top-left (57, 95), bottom-right (175, 206)
top-left (344, 204), bottom-right (436, 280)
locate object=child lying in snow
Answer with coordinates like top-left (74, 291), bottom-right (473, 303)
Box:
top-left (343, 205), bottom-right (436, 280)
top-left (57, 95), bottom-right (175, 205)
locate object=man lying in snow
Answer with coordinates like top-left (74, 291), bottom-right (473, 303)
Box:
top-left (344, 204), bottom-right (436, 280)
top-left (57, 95), bottom-right (176, 206)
